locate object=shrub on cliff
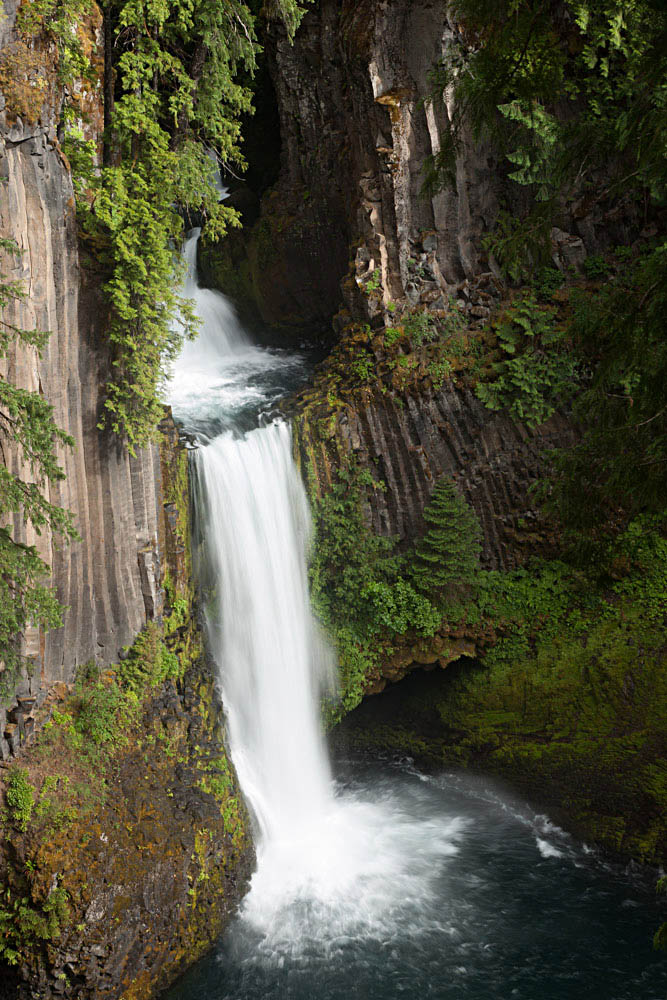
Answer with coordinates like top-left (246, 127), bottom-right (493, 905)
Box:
top-left (5, 768), bottom-right (35, 832)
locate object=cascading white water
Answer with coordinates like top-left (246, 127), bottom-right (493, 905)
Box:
top-left (193, 419), bottom-right (467, 952)
top-left (166, 231), bottom-right (471, 966)
top-left (179, 228), bottom-right (248, 362)
top-left (169, 226), bottom-right (336, 843)
top-left (194, 422), bottom-right (335, 843)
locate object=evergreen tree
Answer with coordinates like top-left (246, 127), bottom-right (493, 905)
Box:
top-left (412, 478), bottom-right (481, 594)
top-left (0, 239), bottom-right (77, 694)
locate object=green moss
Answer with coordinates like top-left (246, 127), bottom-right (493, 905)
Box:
top-left (196, 755), bottom-right (246, 850)
top-left (321, 493), bottom-right (667, 861)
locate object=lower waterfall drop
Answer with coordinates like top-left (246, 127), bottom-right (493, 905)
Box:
top-left (193, 421), bottom-right (334, 843)
top-left (168, 230), bottom-right (466, 956)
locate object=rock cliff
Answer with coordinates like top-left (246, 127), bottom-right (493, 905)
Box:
top-left (0, 2), bottom-right (164, 755)
top-left (291, 349), bottom-right (572, 571)
top-left (247, 3), bottom-right (664, 866)
top-left (205, 0), bottom-right (628, 335)
top-left (0, 7), bottom-right (255, 996)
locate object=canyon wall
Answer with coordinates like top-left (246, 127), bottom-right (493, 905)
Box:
top-left (264, 0), bottom-right (500, 321)
top-left (0, 2), bottom-right (165, 755)
top-left (206, 0), bottom-right (589, 564)
top-left (248, 3), bottom-right (665, 867)
top-left (207, 0), bottom-right (624, 333)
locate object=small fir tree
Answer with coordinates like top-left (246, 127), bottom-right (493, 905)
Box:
top-left (412, 477), bottom-right (481, 594)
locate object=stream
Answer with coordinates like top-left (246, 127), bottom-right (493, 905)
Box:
top-left (166, 230), bottom-right (666, 1000)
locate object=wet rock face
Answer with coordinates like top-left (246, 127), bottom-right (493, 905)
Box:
top-left (333, 385), bottom-right (570, 570)
top-left (0, 6), bottom-right (165, 752)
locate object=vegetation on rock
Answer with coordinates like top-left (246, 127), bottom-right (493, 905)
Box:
top-left (0, 427), bottom-right (251, 988)
top-left (424, 0), bottom-right (667, 541)
top-left (334, 515), bottom-right (667, 862)
top-left (308, 461), bottom-right (483, 715)
top-left (425, 0), bottom-right (666, 213)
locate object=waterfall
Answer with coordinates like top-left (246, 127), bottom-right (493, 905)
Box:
top-left (168, 230), bottom-right (465, 962)
top-left (193, 423), bottom-right (335, 843)
top-left (164, 223), bottom-right (667, 1000)
top-left (169, 227), bottom-right (335, 843)
top-left (179, 228), bottom-right (248, 363)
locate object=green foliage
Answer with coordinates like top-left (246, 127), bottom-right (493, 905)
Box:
top-left (259, 0), bottom-right (314, 41)
top-left (411, 478), bottom-right (482, 594)
top-left (425, 0), bottom-right (667, 206)
top-left (460, 514), bottom-right (667, 670)
top-left (402, 307), bottom-right (438, 346)
top-left (309, 461), bottom-right (441, 713)
top-left (13, 0), bottom-right (312, 452)
top-left (75, 679), bottom-right (138, 748)
top-left (475, 294), bottom-right (578, 427)
top-left (0, 883), bottom-right (68, 966)
top-left (543, 243), bottom-right (667, 547)
top-left (482, 206), bottom-right (555, 284)
top-left (196, 754), bottom-right (245, 843)
top-left (349, 351), bottom-right (375, 383)
top-left (427, 358), bottom-right (453, 389)
top-left (534, 265), bottom-right (564, 302)
top-left (0, 238), bottom-right (78, 694)
top-left (62, 122), bottom-right (98, 202)
top-left (5, 769), bottom-right (35, 832)
top-left (425, 0), bottom-right (666, 287)
top-left (17, 0), bottom-right (95, 86)
top-left (117, 622), bottom-right (181, 696)
top-left (582, 253), bottom-right (610, 279)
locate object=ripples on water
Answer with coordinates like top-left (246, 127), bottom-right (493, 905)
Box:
top-left (165, 757), bottom-right (666, 1000)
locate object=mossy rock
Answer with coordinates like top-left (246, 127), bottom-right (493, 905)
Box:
top-left (339, 624), bottom-right (667, 865)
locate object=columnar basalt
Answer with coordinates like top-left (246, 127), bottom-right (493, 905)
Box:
top-left (0, 2), bottom-right (165, 756)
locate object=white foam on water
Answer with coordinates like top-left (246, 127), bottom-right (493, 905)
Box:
top-left (535, 838), bottom-right (565, 859)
